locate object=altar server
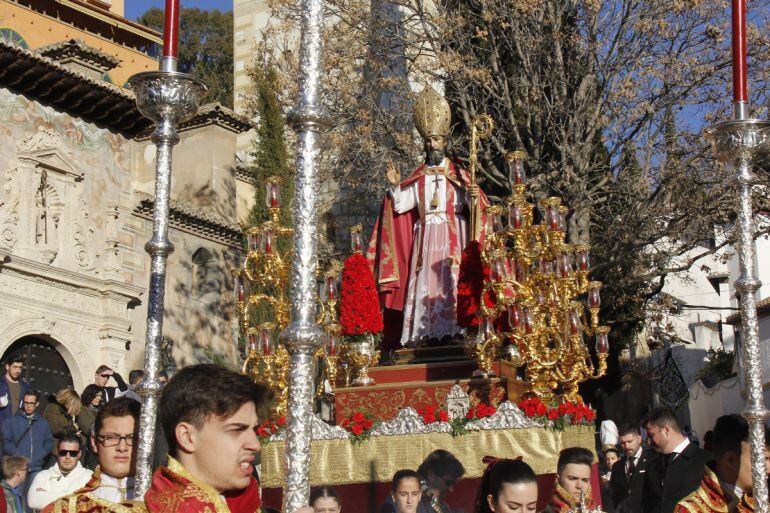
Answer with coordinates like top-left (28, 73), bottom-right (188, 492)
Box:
top-left (542, 447), bottom-right (598, 513)
top-left (41, 397), bottom-right (140, 513)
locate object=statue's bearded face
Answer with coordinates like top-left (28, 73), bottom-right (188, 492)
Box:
top-left (424, 135), bottom-right (447, 166)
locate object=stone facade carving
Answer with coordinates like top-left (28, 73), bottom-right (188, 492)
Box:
top-left (1, 87), bottom-right (245, 380)
top-left (0, 160), bottom-right (21, 249)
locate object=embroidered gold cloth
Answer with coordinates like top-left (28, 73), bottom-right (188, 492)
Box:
top-left (674, 466), bottom-right (755, 513)
top-left (42, 468), bottom-right (141, 513)
top-left (260, 426), bottom-right (594, 487)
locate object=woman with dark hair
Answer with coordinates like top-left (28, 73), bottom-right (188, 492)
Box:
top-left (477, 458), bottom-right (538, 513)
top-left (309, 486), bottom-right (341, 513)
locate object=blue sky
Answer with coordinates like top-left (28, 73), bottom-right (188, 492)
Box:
top-left (125, 1), bottom-right (231, 21)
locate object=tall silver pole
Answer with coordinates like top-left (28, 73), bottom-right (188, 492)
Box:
top-left (280, 0), bottom-right (328, 507)
top-left (127, 69), bottom-right (207, 496)
top-left (705, 118), bottom-right (770, 512)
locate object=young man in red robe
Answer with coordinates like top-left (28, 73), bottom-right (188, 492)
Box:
top-left (368, 86), bottom-right (488, 351)
top-left (542, 447), bottom-right (598, 513)
top-left (41, 397), bottom-right (140, 513)
top-left (674, 414), bottom-right (769, 513)
top-left (141, 364), bottom-right (265, 513)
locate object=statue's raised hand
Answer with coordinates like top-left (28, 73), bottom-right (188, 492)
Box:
top-left (385, 160), bottom-right (401, 186)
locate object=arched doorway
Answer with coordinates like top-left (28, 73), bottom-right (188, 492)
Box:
top-left (2, 336), bottom-right (73, 412)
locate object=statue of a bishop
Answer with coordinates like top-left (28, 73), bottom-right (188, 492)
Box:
top-left (368, 87), bottom-right (489, 350)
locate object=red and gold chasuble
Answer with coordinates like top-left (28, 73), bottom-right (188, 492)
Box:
top-left (141, 458), bottom-right (261, 513)
top-left (42, 468), bottom-right (140, 513)
top-left (367, 160), bottom-right (488, 311)
top-left (674, 467), bottom-right (756, 513)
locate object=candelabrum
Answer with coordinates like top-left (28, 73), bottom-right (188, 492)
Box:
top-left (473, 152), bottom-right (609, 402)
top-left (704, 116), bottom-right (770, 513)
top-left (317, 262), bottom-right (343, 393)
top-left (237, 177), bottom-right (294, 417)
top-left (126, 69), bottom-right (207, 496)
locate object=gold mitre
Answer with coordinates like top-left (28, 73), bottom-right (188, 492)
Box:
top-left (413, 86), bottom-right (451, 139)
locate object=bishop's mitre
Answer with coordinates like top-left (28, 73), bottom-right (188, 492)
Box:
top-left (413, 86), bottom-right (451, 139)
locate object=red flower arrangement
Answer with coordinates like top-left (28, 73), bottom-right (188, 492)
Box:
top-left (340, 253), bottom-right (384, 339)
top-left (342, 411), bottom-right (378, 444)
top-left (417, 406), bottom-right (449, 424)
top-left (456, 241), bottom-right (494, 327)
top-left (465, 403), bottom-right (497, 420)
top-left (256, 416), bottom-right (286, 441)
top-left (517, 397), bottom-right (597, 430)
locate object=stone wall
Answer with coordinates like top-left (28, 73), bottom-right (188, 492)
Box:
top-left (0, 88), bottom-right (243, 388)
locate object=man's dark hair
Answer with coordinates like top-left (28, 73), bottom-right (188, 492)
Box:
top-left (618, 423), bottom-right (641, 437)
top-left (57, 430), bottom-right (82, 451)
top-left (5, 356), bottom-right (23, 367)
top-left (159, 364), bottom-right (268, 457)
top-left (711, 414), bottom-right (770, 460)
top-left (128, 370), bottom-right (144, 385)
top-left (94, 396), bottom-right (140, 435)
top-left (23, 390), bottom-right (39, 401)
top-left (557, 447), bottom-right (594, 475)
top-left (392, 469), bottom-right (421, 492)
top-left (417, 449), bottom-right (465, 480)
top-left (643, 407), bottom-right (682, 433)
top-left (95, 365), bottom-right (111, 375)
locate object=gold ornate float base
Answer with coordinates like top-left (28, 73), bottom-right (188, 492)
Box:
top-left (260, 425), bottom-right (594, 487)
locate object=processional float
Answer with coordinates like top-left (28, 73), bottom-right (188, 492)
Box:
top-left (703, 0), bottom-right (770, 511)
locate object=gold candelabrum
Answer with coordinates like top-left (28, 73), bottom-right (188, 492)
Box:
top-left (237, 177), bottom-right (343, 417)
top-left (237, 177), bottom-right (294, 418)
top-left (316, 261), bottom-right (343, 393)
top-left (473, 152), bottom-right (610, 402)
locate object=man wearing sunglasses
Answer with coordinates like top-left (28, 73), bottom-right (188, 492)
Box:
top-left (27, 431), bottom-right (92, 510)
top-left (93, 365), bottom-right (129, 404)
top-left (41, 397), bottom-right (139, 513)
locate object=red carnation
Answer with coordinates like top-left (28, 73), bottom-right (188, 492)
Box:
top-left (352, 412), bottom-right (365, 423)
top-left (438, 410), bottom-right (449, 422)
top-left (340, 253), bottom-right (384, 336)
top-left (351, 424), bottom-right (364, 435)
top-left (363, 418), bottom-right (374, 429)
top-left (456, 242), bottom-right (494, 327)
top-left (277, 416), bottom-right (286, 427)
top-left (547, 408), bottom-right (559, 421)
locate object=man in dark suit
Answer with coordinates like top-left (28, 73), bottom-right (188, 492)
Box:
top-left (641, 407), bottom-right (712, 513)
top-left (609, 423), bottom-right (651, 513)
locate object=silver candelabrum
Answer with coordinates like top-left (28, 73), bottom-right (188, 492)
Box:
top-left (127, 70), bottom-right (207, 497)
top-left (704, 116), bottom-right (770, 513)
top-left (279, 0), bottom-right (329, 507)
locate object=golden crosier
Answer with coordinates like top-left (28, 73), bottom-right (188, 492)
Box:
top-left (471, 152), bottom-right (610, 402)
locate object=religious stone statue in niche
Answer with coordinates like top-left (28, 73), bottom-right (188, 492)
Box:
top-left (34, 175), bottom-right (61, 263)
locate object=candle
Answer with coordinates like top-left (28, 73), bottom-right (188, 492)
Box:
top-left (162, 0), bottom-right (180, 60)
top-left (732, 0), bottom-right (747, 105)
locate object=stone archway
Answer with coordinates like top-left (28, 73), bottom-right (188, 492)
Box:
top-left (1, 336), bottom-right (73, 412)
top-left (0, 318), bottom-right (88, 393)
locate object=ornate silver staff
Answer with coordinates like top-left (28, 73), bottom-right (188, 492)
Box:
top-left (704, 1), bottom-right (769, 510)
top-left (279, 0), bottom-right (329, 506)
top-left (127, 16), bottom-right (208, 493)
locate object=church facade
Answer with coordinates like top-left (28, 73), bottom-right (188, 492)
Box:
top-left (0, 1), bottom-right (254, 397)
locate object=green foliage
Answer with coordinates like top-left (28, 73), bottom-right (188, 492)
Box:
top-left (696, 349), bottom-right (736, 385)
top-left (247, 62), bottom-right (292, 230)
top-left (137, 8), bottom-right (233, 108)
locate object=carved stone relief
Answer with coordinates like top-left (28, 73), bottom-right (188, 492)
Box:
top-left (0, 160), bottom-right (21, 249)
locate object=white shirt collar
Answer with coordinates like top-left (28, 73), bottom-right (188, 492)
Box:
top-left (633, 447), bottom-right (643, 462)
top-left (671, 437), bottom-right (690, 455)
